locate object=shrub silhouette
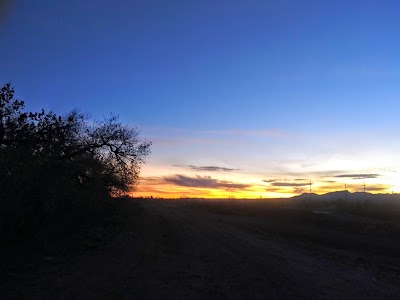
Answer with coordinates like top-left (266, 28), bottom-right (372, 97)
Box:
top-left (0, 83), bottom-right (151, 237)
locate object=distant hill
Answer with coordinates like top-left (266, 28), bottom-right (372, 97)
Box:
top-left (292, 190), bottom-right (400, 202)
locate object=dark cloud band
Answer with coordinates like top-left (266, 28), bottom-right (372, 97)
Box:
top-left (163, 174), bottom-right (250, 190)
top-left (334, 173), bottom-right (380, 179)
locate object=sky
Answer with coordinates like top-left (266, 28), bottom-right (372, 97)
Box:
top-left (1, 0), bottom-right (400, 198)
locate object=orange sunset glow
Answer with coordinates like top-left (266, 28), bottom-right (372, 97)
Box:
top-left (130, 125), bottom-right (400, 199)
top-left (133, 160), bottom-right (395, 199)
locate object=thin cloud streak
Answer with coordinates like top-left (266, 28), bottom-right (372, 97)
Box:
top-left (364, 186), bottom-right (391, 192)
top-left (174, 165), bottom-right (240, 172)
top-left (263, 179), bottom-right (280, 183)
top-left (283, 170), bottom-right (346, 178)
top-left (271, 182), bottom-right (310, 187)
top-left (334, 174), bottom-right (380, 179)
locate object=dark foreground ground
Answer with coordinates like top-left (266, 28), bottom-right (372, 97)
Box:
top-left (2, 198), bottom-right (400, 299)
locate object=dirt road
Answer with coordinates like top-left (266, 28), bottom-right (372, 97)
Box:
top-left (2, 199), bottom-right (400, 299)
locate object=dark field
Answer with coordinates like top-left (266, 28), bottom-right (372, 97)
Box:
top-left (2, 198), bottom-right (400, 299)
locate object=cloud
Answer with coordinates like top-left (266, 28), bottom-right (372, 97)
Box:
top-left (138, 176), bottom-right (166, 185)
top-left (284, 170), bottom-right (346, 178)
top-left (163, 174), bottom-right (251, 190)
top-left (301, 164), bottom-right (314, 168)
top-left (334, 174), bottom-right (380, 179)
top-left (262, 179), bottom-right (280, 183)
top-left (293, 187), bottom-right (307, 194)
top-left (263, 178), bottom-right (310, 188)
top-left (271, 182), bottom-right (310, 187)
top-left (265, 187), bottom-right (285, 192)
top-left (265, 185), bottom-right (307, 195)
top-left (173, 165), bottom-right (240, 172)
top-left (364, 186), bottom-right (390, 192)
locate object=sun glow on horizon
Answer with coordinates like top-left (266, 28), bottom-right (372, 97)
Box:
top-left (135, 126), bottom-right (400, 199)
top-left (133, 163), bottom-right (395, 199)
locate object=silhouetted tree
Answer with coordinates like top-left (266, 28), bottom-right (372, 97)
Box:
top-left (0, 83), bottom-right (151, 236)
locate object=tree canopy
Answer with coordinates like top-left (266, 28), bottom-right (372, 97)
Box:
top-left (0, 83), bottom-right (151, 236)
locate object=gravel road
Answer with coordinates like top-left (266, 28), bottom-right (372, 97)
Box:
top-left (2, 198), bottom-right (400, 299)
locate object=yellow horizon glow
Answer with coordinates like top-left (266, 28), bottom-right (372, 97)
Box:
top-left (133, 163), bottom-right (396, 199)
top-left (133, 180), bottom-right (394, 199)
top-left (132, 187), bottom-right (290, 199)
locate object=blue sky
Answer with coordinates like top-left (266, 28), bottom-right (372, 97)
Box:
top-left (1, 0), bottom-right (400, 197)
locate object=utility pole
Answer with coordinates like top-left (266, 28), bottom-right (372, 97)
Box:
top-left (309, 181), bottom-right (312, 200)
top-left (345, 183), bottom-right (348, 201)
top-left (363, 181), bottom-right (366, 207)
